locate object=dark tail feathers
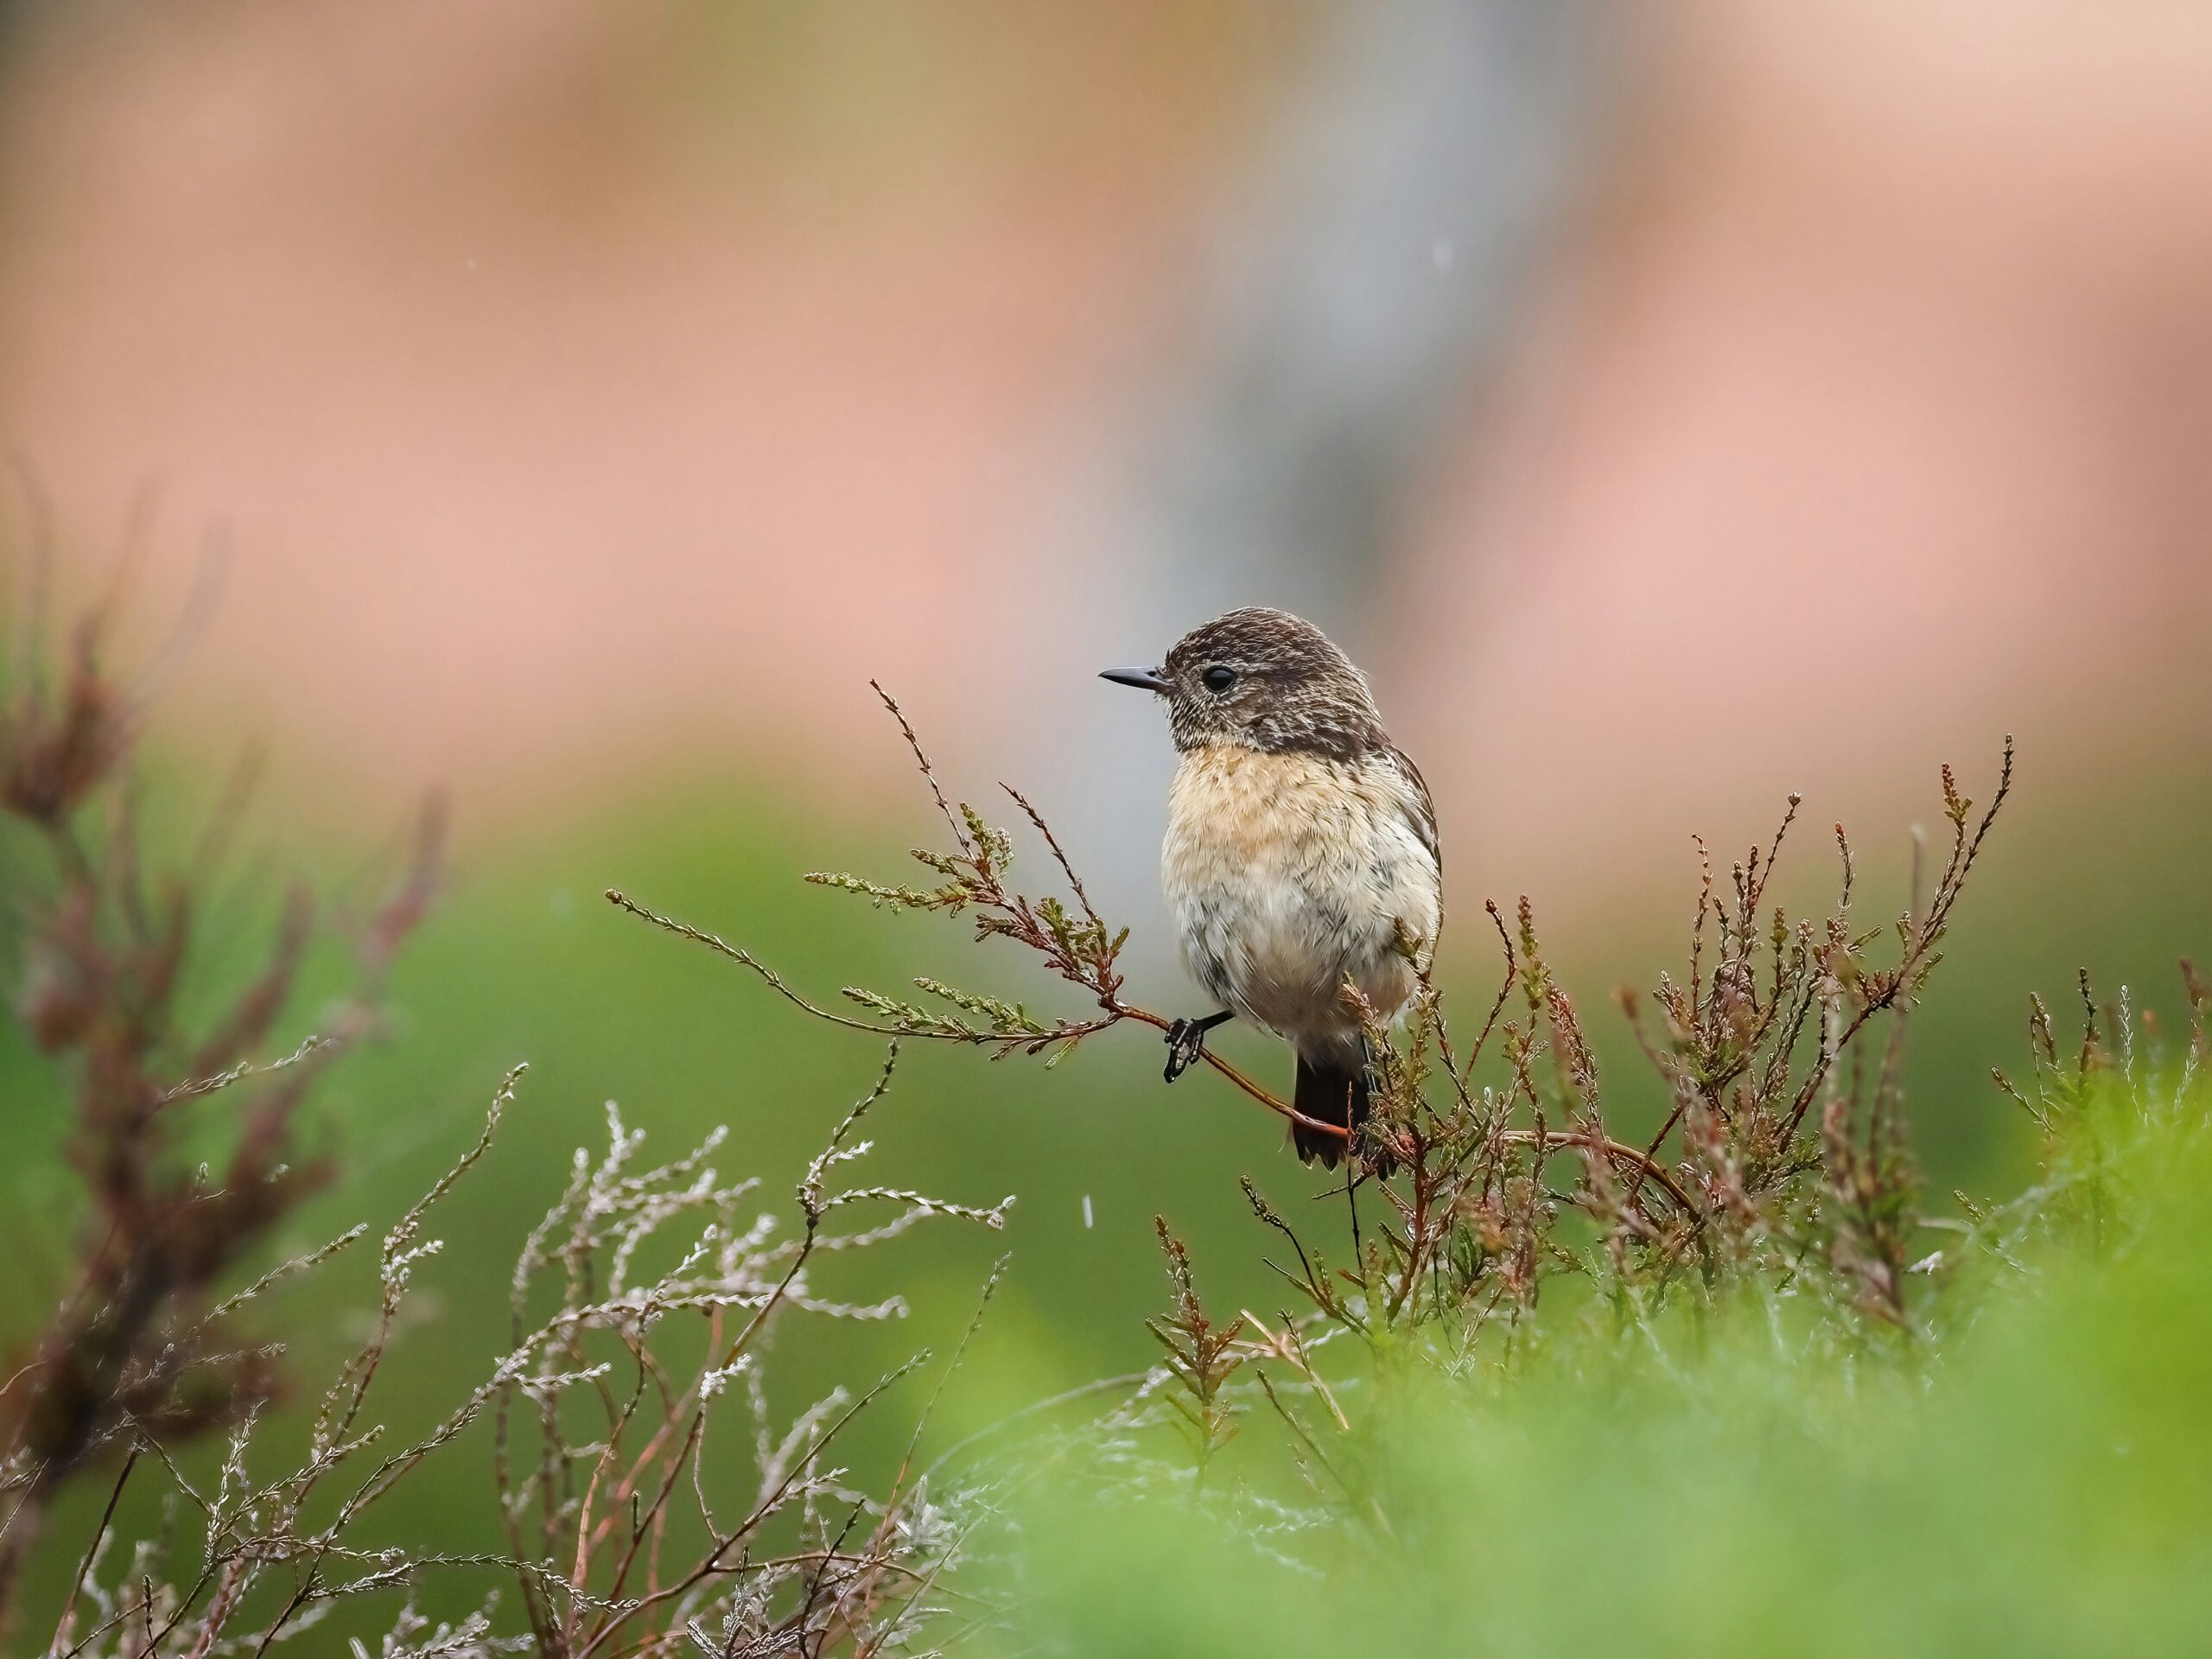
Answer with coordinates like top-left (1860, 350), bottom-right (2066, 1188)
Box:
top-left (1293, 1043), bottom-right (1386, 1172)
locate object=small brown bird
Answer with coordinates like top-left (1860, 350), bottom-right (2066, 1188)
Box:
top-left (1103, 607), bottom-right (1442, 1166)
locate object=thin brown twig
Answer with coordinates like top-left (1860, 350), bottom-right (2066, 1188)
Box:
top-left (1491, 1131), bottom-right (1698, 1217)
top-left (870, 680), bottom-right (969, 854)
top-left (51, 1446), bottom-right (137, 1651)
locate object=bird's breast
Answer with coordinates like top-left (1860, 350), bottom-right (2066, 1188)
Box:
top-left (1162, 743), bottom-right (1439, 1039)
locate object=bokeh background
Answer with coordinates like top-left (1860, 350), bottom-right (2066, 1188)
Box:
top-left (4, 0), bottom-right (2210, 1618)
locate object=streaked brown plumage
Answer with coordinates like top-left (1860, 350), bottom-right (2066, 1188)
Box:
top-left (1102, 607), bottom-right (1441, 1167)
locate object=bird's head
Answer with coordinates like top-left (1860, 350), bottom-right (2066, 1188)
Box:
top-left (1101, 607), bottom-right (1387, 759)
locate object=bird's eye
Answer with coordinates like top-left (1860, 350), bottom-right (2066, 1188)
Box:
top-left (1202, 665), bottom-right (1236, 693)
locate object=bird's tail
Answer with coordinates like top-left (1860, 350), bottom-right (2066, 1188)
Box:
top-left (1292, 1039), bottom-right (1386, 1172)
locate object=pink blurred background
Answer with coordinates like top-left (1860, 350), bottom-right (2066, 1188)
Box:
top-left (3, 0), bottom-right (2207, 930)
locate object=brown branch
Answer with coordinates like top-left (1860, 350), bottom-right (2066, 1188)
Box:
top-left (1002, 783), bottom-right (1106, 936)
top-left (1494, 1129), bottom-right (1700, 1217)
top-left (49, 1446), bottom-right (137, 1652)
top-left (605, 887), bottom-right (1355, 1146)
top-left (869, 681), bottom-right (969, 853)
top-left (605, 888), bottom-right (934, 1038)
top-left (1108, 1004), bottom-right (1351, 1144)
top-left (575, 1356), bottom-right (927, 1659)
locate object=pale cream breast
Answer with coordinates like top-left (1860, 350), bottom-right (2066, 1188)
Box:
top-left (1163, 743), bottom-right (1440, 1042)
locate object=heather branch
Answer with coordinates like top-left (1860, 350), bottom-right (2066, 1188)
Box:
top-left (1777, 738), bottom-right (2014, 1142)
top-left (604, 888), bottom-right (1351, 1146)
top-left (0, 565), bottom-right (443, 1630)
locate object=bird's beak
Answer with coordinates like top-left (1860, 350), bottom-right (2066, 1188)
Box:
top-left (1099, 666), bottom-right (1173, 694)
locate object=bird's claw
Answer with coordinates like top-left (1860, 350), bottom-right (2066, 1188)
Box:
top-left (1163, 1019), bottom-right (1207, 1083)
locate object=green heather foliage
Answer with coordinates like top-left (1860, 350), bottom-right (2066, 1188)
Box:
top-left (997, 1065), bottom-right (2212, 1657)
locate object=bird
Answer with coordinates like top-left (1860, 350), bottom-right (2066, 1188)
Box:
top-left (1101, 607), bottom-right (1442, 1169)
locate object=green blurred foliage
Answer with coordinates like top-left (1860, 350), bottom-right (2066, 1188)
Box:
top-left (997, 1089), bottom-right (2212, 1657)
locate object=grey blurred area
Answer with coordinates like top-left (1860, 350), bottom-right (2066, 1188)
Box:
top-left (1036, 0), bottom-right (1608, 908)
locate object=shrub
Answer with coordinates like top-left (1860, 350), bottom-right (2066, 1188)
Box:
top-left (0, 553), bottom-right (442, 1620)
top-left (3, 581), bottom-right (1008, 1656)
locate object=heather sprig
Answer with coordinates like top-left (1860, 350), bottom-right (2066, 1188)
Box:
top-left (40, 1056), bottom-right (1010, 1658)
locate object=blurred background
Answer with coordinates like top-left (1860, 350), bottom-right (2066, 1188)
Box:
top-left (3, 0), bottom-right (2210, 1608)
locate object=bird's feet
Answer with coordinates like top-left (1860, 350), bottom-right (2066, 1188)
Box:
top-left (1164, 1020), bottom-right (1207, 1082)
top-left (1163, 1012), bottom-right (1231, 1083)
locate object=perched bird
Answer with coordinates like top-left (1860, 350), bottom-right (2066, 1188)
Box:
top-left (1102, 607), bottom-right (1442, 1167)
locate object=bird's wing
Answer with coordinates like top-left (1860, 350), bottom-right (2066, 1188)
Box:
top-left (1386, 745), bottom-right (1441, 880)
top-left (1382, 744), bottom-right (1444, 959)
